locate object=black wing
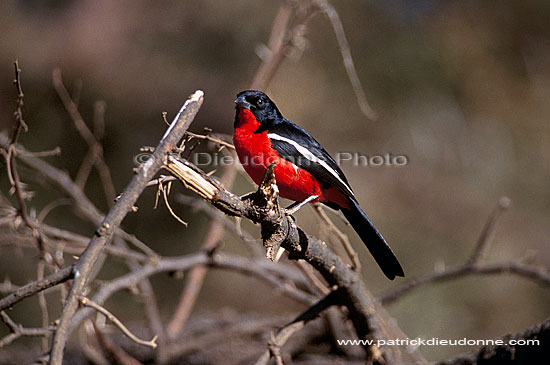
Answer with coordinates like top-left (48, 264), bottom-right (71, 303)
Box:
top-left (261, 119), bottom-right (355, 199)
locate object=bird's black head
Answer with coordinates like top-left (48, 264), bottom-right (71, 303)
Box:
top-left (234, 90), bottom-right (282, 128)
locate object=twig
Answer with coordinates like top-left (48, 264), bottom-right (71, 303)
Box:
top-left (166, 163), bottom-right (237, 339)
top-left (250, 0), bottom-right (317, 90)
top-left (75, 101), bottom-right (107, 189)
top-left (381, 261), bottom-right (550, 305)
top-left (159, 180), bottom-right (188, 226)
top-left (3, 61), bottom-right (60, 269)
top-left (91, 320), bottom-right (143, 365)
top-left (467, 197), bottom-right (511, 266)
top-left (78, 296), bottom-right (157, 349)
top-left (0, 310), bottom-right (54, 348)
top-left (313, 0), bottom-right (377, 120)
top-left (69, 252), bottom-right (317, 336)
top-left (39, 223), bottom-right (149, 263)
top-left (0, 134), bottom-right (159, 259)
top-left (37, 261), bottom-right (50, 352)
top-left (49, 90), bottom-right (204, 365)
top-left (185, 131), bottom-right (235, 150)
top-left (175, 194), bottom-right (261, 250)
top-left (0, 265), bottom-right (74, 311)
top-left (313, 204), bottom-right (361, 271)
top-left (295, 260), bottom-right (330, 295)
top-left (254, 289), bottom-right (343, 365)
top-left (18, 146), bottom-right (61, 158)
top-left (10, 60), bottom-right (28, 145)
top-left (52, 68), bottom-right (116, 207)
top-left (380, 198), bottom-right (550, 305)
top-left (164, 316), bottom-right (285, 360)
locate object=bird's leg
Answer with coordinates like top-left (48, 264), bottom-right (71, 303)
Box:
top-left (284, 195), bottom-right (319, 215)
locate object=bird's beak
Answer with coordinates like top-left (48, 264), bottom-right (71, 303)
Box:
top-left (234, 95), bottom-right (252, 110)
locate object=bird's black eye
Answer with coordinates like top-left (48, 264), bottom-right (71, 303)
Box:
top-left (256, 98), bottom-right (264, 107)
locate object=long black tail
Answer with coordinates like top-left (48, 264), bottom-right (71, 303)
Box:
top-left (340, 198), bottom-right (404, 280)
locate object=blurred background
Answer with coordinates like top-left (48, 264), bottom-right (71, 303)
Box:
top-left (0, 0), bottom-right (549, 362)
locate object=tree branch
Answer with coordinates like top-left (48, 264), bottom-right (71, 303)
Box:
top-left (49, 90), bottom-right (204, 365)
top-left (0, 265), bottom-right (74, 311)
top-left (67, 251), bottom-right (317, 338)
top-left (254, 288), bottom-right (343, 365)
top-left (380, 198), bottom-right (549, 305)
top-left (0, 310), bottom-right (54, 348)
top-left (163, 155), bottom-right (394, 363)
top-left (78, 296), bottom-right (158, 349)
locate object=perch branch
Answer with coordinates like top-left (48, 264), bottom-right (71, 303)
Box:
top-left (163, 154), bottom-right (393, 362)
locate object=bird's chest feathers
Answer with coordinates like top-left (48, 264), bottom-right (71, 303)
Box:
top-left (233, 108), bottom-right (323, 201)
top-left (233, 109), bottom-right (278, 162)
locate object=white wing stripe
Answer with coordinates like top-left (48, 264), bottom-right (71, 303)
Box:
top-left (267, 133), bottom-right (354, 197)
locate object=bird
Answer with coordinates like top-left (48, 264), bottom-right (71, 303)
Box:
top-left (232, 90), bottom-right (404, 280)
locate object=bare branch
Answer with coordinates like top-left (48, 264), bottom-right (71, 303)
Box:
top-left (10, 60), bottom-right (28, 144)
top-left (0, 310), bottom-right (54, 348)
top-left (250, 0), bottom-right (317, 90)
top-left (166, 163), bottom-right (237, 339)
top-left (163, 154), bottom-right (393, 362)
top-left (314, 0), bottom-right (377, 120)
top-left (438, 317), bottom-right (550, 365)
top-left (52, 68), bottom-right (116, 207)
top-left (68, 251), bottom-right (316, 338)
top-left (255, 289), bottom-right (342, 365)
top-left (381, 261), bottom-right (550, 306)
top-left (49, 90), bottom-right (204, 365)
top-left (78, 296), bottom-right (158, 349)
top-left (159, 180), bottom-right (188, 226)
top-left (313, 204), bottom-right (360, 271)
top-left (467, 197), bottom-right (511, 266)
top-left (0, 265), bottom-right (74, 311)
top-left (91, 320), bottom-right (143, 365)
top-left (380, 198), bottom-right (549, 305)
top-left (0, 134), bottom-right (158, 259)
top-left (184, 131), bottom-right (235, 150)
top-left (75, 100), bottom-right (107, 189)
